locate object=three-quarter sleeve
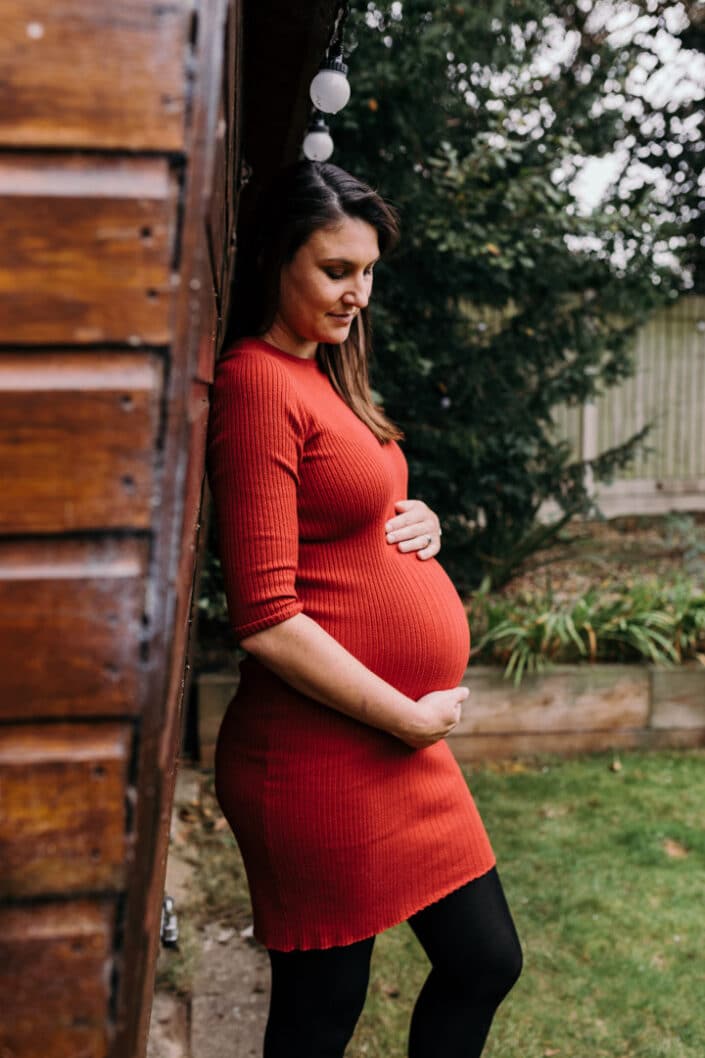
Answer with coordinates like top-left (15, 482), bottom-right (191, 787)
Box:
top-left (206, 352), bottom-right (307, 641)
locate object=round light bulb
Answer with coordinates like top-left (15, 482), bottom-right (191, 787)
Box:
top-left (309, 58), bottom-right (351, 114)
top-left (303, 128), bottom-right (334, 162)
top-left (303, 114), bottom-right (334, 161)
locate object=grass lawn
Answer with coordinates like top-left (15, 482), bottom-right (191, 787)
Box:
top-left (347, 749), bottom-right (705, 1058)
top-left (186, 747), bottom-right (705, 1057)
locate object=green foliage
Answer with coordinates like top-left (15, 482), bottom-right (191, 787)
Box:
top-left (470, 574), bottom-right (705, 684)
top-left (334, 1), bottom-right (690, 588)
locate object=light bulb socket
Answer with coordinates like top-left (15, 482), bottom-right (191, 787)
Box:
top-left (320, 54), bottom-right (348, 76)
top-left (308, 112), bottom-right (330, 134)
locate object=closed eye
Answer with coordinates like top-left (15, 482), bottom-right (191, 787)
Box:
top-left (322, 260), bottom-right (378, 280)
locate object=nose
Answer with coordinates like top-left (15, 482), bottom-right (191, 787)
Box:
top-left (342, 274), bottom-right (370, 310)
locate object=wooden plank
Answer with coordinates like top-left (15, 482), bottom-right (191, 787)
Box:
top-left (0, 537), bottom-right (148, 719)
top-left (650, 664), bottom-right (705, 730)
top-left (114, 1), bottom-right (235, 1050)
top-left (0, 1), bottom-right (191, 151)
top-left (0, 156), bottom-right (177, 344)
top-left (592, 478), bottom-right (705, 517)
top-left (449, 726), bottom-right (705, 763)
top-left (0, 352), bottom-right (162, 532)
top-left (0, 899), bottom-right (114, 1058)
top-left (217, 0), bottom-right (243, 345)
top-left (458, 665), bottom-right (649, 734)
top-left (196, 250), bottom-right (219, 385)
top-left (0, 724), bottom-right (132, 898)
top-left (208, 94), bottom-right (228, 304)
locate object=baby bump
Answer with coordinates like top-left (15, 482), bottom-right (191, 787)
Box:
top-left (300, 550), bottom-right (471, 700)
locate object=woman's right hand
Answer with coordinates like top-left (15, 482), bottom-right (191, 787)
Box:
top-left (398, 687), bottom-right (469, 749)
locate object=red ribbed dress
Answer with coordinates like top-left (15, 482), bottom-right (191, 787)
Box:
top-left (206, 337), bottom-right (496, 952)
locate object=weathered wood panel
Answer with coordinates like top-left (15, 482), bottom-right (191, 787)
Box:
top-left (197, 252), bottom-right (219, 385)
top-left (0, 1), bottom-right (192, 151)
top-left (0, 353), bottom-right (162, 532)
top-left (651, 664), bottom-right (705, 729)
top-left (450, 726), bottom-right (705, 762)
top-left (208, 95), bottom-right (229, 307)
top-left (221, 0), bottom-right (243, 334)
top-left (0, 724), bottom-right (132, 898)
top-left (0, 157), bottom-right (177, 344)
top-left (0, 900), bottom-right (114, 1058)
top-left (458, 664), bottom-right (649, 734)
top-left (114, 0), bottom-right (235, 1048)
top-left (0, 537), bottom-right (148, 719)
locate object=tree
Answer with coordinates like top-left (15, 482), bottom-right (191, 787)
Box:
top-left (334, 0), bottom-right (691, 589)
top-left (615, 2), bottom-right (705, 292)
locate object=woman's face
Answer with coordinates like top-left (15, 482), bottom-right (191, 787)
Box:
top-left (272, 216), bottom-right (380, 352)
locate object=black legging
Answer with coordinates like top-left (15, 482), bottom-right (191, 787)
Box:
top-left (263, 866), bottom-right (523, 1058)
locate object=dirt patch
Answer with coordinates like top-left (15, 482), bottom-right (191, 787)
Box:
top-left (149, 766), bottom-right (269, 1058)
top-left (495, 513), bottom-right (705, 604)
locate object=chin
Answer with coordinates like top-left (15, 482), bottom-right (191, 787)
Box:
top-left (321, 323), bottom-right (354, 344)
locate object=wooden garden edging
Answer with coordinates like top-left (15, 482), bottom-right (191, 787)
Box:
top-left (196, 662), bottom-right (705, 766)
top-left (454, 662), bottom-right (705, 760)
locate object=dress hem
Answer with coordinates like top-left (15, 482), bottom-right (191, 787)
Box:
top-left (257, 855), bottom-right (498, 953)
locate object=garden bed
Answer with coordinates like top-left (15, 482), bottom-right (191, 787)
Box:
top-left (454, 661), bottom-right (705, 761)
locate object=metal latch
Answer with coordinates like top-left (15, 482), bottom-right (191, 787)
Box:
top-left (160, 894), bottom-right (179, 948)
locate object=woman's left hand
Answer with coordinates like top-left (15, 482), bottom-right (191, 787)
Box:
top-left (385, 499), bottom-right (442, 560)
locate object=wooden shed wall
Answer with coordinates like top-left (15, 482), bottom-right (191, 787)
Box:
top-left (0, 2), bottom-right (240, 1055)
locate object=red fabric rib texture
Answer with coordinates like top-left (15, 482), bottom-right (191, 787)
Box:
top-left (206, 338), bottom-right (496, 951)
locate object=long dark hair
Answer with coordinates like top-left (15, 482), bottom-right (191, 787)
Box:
top-left (233, 161), bottom-right (403, 443)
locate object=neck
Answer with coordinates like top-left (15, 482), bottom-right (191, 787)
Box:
top-left (261, 319), bottom-right (317, 360)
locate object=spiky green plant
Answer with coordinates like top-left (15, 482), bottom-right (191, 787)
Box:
top-left (471, 575), bottom-right (705, 685)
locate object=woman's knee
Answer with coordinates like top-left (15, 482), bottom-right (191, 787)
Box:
top-left (490, 927), bottom-right (523, 1000)
top-left (409, 869), bottom-right (523, 1002)
top-left (445, 920), bottom-right (522, 1005)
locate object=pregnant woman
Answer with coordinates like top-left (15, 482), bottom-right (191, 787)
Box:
top-left (206, 161), bottom-right (522, 1058)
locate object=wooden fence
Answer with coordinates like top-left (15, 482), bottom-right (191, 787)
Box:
top-left (548, 294), bottom-right (705, 518)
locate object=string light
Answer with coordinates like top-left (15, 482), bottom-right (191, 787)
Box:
top-left (302, 112), bottom-right (334, 161)
top-left (302, 2), bottom-right (350, 160)
top-left (310, 56), bottom-right (351, 114)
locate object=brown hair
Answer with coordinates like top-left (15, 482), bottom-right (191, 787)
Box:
top-left (234, 161), bottom-right (403, 443)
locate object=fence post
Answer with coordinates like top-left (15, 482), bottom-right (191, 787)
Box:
top-left (580, 399), bottom-right (599, 497)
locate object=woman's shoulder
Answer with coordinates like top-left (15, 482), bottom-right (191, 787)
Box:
top-left (211, 338), bottom-right (313, 433)
top-left (217, 336), bottom-right (280, 370)
top-left (214, 337), bottom-right (299, 389)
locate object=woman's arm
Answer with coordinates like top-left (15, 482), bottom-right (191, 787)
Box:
top-left (241, 612), bottom-right (467, 750)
